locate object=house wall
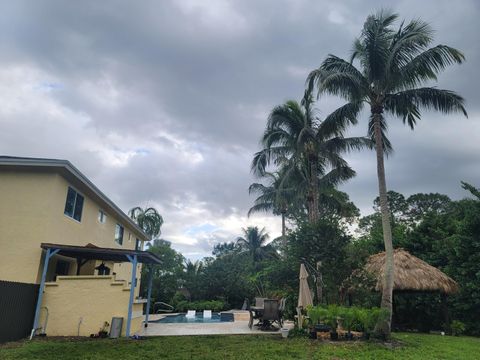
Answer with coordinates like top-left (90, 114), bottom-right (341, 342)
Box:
top-left (0, 171), bottom-right (143, 292)
top-left (40, 276), bottom-right (143, 336)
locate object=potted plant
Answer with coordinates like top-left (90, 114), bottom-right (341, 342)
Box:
top-left (306, 306), bottom-right (321, 339)
top-left (339, 307), bottom-right (357, 340)
top-left (326, 305), bottom-right (340, 341)
top-left (98, 321), bottom-right (110, 338)
top-left (314, 307), bottom-right (330, 333)
top-left (356, 308), bottom-right (369, 340)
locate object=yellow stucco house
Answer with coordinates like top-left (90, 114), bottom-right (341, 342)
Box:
top-left (0, 156), bottom-right (160, 342)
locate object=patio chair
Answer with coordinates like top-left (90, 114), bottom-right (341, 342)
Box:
top-left (261, 299), bottom-right (281, 331)
top-left (185, 310), bottom-right (196, 319)
top-left (254, 297), bottom-right (265, 307)
top-left (203, 310), bottom-right (212, 319)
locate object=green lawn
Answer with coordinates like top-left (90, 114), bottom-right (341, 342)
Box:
top-left (1, 333), bottom-right (479, 360)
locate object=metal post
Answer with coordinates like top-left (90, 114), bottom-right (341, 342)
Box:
top-left (125, 254), bottom-right (137, 337)
top-left (144, 265), bottom-right (154, 327)
top-left (31, 248), bottom-right (59, 339)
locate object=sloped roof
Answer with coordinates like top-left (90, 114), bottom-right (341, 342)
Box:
top-left (363, 249), bottom-right (458, 294)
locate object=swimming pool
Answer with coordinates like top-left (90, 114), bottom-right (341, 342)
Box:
top-left (151, 312), bottom-right (234, 323)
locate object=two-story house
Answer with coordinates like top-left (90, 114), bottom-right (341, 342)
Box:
top-left (0, 156), bottom-right (160, 342)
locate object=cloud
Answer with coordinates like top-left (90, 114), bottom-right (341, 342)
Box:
top-left (0, 0), bottom-right (479, 259)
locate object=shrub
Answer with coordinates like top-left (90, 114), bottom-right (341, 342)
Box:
top-left (306, 306), bottom-right (327, 326)
top-left (451, 320), bottom-right (466, 336)
top-left (339, 307), bottom-right (357, 334)
top-left (174, 300), bottom-right (225, 312)
top-left (326, 305), bottom-right (340, 333)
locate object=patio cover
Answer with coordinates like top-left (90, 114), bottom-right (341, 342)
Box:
top-left (40, 243), bottom-right (162, 264)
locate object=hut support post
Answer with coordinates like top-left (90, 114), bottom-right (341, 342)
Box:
top-left (441, 294), bottom-right (450, 333)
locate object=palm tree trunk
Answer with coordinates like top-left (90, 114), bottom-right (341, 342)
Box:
top-left (315, 261), bottom-right (323, 305)
top-left (307, 157), bottom-right (319, 224)
top-left (372, 111), bottom-right (394, 338)
top-left (281, 211), bottom-right (286, 248)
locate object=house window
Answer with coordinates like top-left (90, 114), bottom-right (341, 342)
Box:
top-left (64, 187), bottom-right (84, 222)
top-left (135, 238), bottom-right (142, 251)
top-left (115, 224), bottom-right (124, 245)
top-left (98, 210), bottom-right (106, 223)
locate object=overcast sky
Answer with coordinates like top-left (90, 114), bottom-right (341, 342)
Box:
top-left (1, 0), bottom-right (479, 259)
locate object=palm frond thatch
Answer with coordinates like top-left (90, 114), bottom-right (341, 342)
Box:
top-left (364, 249), bottom-right (458, 294)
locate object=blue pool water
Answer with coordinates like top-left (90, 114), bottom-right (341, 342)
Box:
top-left (151, 312), bottom-right (234, 323)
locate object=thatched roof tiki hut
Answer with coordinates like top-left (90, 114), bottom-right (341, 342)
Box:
top-left (346, 249), bottom-right (458, 330)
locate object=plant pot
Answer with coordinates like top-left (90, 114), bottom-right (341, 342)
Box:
top-left (314, 324), bottom-right (330, 333)
top-left (330, 332), bottom-right (338, 341)
top-left (281, 328), bottom-right (289, 338)
top-left (309, 329), bottom-right (317, 339)
top-left (345, 332), bottom-right (354, 341)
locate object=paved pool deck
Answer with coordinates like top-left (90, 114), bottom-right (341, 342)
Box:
top-left (137, 313), bottom-right (294, 337)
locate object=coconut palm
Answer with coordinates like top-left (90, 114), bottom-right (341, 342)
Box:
top-left (128, 206), bottom-right (164, 240)
top-left (252, 91), bottom-right (370, 223)
top-left (308, 10), bottom-right (467, 336)
top-left (236, 226), bottom-right (276, 265)
top-left (184, 259), bottom-right (203, 276)
top-left (248, 170), bottom-right (299, 243)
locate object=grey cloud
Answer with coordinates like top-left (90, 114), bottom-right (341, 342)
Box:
top-left (0, 0), bottom-right (479, 259)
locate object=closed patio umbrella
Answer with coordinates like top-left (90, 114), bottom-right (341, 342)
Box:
top-left (298, 263), bottom-right (313, 308)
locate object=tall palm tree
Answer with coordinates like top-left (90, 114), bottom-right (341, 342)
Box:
top-left (236, 226), bottom-right (276, 265)
top-left (308, 10), bottom-right (467, 337)
top-left (248, 170), bottom-right (298, 243)
top-left (184, 259), bottom-right (203, 276)
top-left (129, 206), bottom-right (164, 240)
top-left (252, 92), bottom-right (370, 223)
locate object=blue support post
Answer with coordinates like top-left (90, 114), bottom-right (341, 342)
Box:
top-left (31, 248), bottom-right (60, 339)
top-left (144, 266), bottom-right (154, 327)
top-left (125, 254), bottom-right (137, 337)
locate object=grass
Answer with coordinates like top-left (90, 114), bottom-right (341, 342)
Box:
top-left (0, 333), bottom-right (479, 360)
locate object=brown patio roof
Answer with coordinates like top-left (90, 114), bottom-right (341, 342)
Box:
top-left (41, 243), bottom-right (162, 265)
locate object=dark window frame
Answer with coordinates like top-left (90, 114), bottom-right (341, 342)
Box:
top-left (98, 209), bottom-right (106, 223)
top-left (115, 223), bottom-right (124, 245)
top-left (135, 238), bottom-right (142, 251)
top-left (64, 186), bottom-right (84, 222)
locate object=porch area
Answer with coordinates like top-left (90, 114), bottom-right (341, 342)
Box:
top-left (32, 243), bottom-right (161, 338)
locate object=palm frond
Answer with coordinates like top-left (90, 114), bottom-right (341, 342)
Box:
top-left (386, 87), bottom-right (467, 123)
top-left (323, 136), bottom-right (374, 155)
top-left (308, 69), bottom-right (365, 101)
top-left (361, 10), bottom-right (398, 82)
top-left (388, 18), bottom-right (433, 70)
top-left (319, 166), bottom-right (356, 187)
top-left (319, 102), bottom-right (363, 138)
top-left (392, 45), bottom-right (465, 91)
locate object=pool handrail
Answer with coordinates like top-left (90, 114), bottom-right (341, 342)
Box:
top-left (154, 301), bottom-right (174, 313)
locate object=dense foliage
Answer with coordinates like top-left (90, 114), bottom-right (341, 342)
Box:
top-left (139, 184), bottom-right (480, 337)
top-left (349, 185), bottom-right (480, 335)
